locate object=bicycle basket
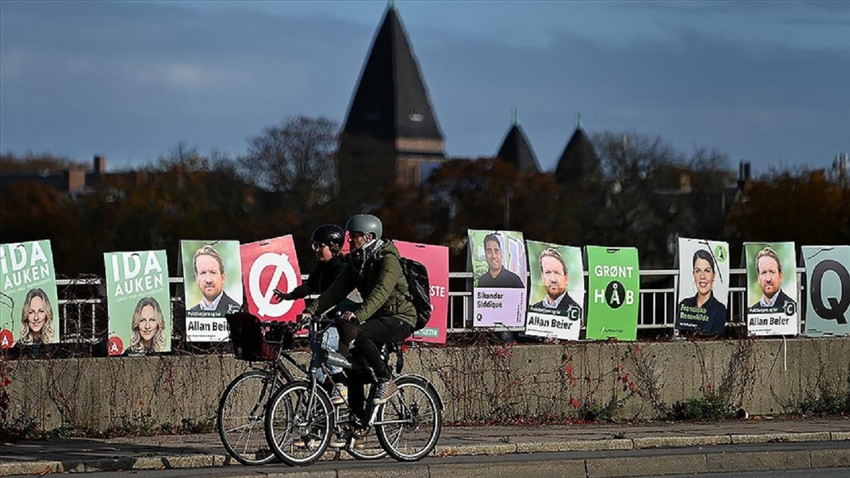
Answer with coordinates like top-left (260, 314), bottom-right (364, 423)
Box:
top-left (225, 313), bottom-right (293, 361)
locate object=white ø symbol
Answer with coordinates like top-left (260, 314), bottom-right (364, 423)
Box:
top-left (249, 252), bottom-right (298, 317)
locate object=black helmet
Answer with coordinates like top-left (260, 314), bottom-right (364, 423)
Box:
top-left (345, 214), bottom-right (382, 240)
top-left (311, 224), bottom-right (345, 250)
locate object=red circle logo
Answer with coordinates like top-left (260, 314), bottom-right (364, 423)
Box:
top-left (108, 336), bottom-right (124, 356)
top-left (0, 330), bottom-right (13, 349)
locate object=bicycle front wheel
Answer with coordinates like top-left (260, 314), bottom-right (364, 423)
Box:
top-left (375, 376), bottom-right (442, 462)
top-left (265, 380), bottom-right (334, 466)
top-left (217, 369), bottom-right (281, 465)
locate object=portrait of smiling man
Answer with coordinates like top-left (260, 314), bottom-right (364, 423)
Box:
top-left (188, 245), bottom-right (240, 314)
top-left (532, 247), bottom-right (581, 313)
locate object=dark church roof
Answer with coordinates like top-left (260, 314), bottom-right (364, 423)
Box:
top-left (342, 5), bottom-right (443, 149)
top-left (555, 118), bottom-right (600, 184)
top-left (496, 113), bottom-right (540, 174)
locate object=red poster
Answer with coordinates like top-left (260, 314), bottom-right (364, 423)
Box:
top-left (394, 240), bottom-right (449, 344)
top-left (239, 235), bottom-right (304, 323)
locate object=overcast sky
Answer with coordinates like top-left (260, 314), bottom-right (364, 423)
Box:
top-left (1, 0), bottom-right (847, 175)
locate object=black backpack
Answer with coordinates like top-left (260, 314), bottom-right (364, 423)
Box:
top-left (399, 257), bottom-right (432, 331)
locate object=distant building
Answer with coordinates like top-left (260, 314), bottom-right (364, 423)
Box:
top-left (0, 154), bottom-right (110, 196)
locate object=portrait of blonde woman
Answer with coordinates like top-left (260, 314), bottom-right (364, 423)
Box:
top-left (18, 287), bottom-right (54, 346)
top-left (125, 297), bottom-right (167, 355)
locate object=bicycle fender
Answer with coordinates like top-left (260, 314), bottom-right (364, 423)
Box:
top-left (396, 373), bottom-right (444, 410)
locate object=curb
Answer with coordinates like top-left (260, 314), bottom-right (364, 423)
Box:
top-left (1, 432), bottom-right (849, 477)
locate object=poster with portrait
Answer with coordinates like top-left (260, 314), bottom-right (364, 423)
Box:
top-left (468, 230), bottom-right (527, 328)
top-left (395, 240), bottom-right (450, 344)
top-left (744, 242), bottom-right (798, 336)
top-left (240, 235), bottom-right (304, 323)
top-left (104, 250), bottom-right (172, 356)
top-left (0, 240), bottom-right (60, 349)
top-left (802, 245), bottom-right (850, 337)
top-left (525, 240), bottom-right (584, 341)
top-left (181, 240), bottom-right (243, 342)
top-left (675, 238), bottom-right (730, 336)
top-left (585, 246), bottom-right (639, 341)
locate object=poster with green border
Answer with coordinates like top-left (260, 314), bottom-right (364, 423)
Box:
top-left (104, 250), bottom-right (172, 355)
top-left (802, 245), bottom-right (849, 337)
top-left (585, 246), bottom-right (639, 341)
top-left (0, 240), bottom-right (60, 348)
top-left (525, 240), bottom-right (584, 340)
top-left (181, 240), bottom-right (243, 342)
top-left (744, 242), bottom-right (798, 336)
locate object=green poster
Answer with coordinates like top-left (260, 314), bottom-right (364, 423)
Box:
top-left (0, 240), bottom-right (60, 348)
top-left (585, 246), bottom-right (639, 341)
top-left (803, 245), bottom-right (850, 337)
top-left (104, 250), bottom-right (172, 355)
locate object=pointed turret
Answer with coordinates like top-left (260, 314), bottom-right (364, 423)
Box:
top-left (496, 109), bottom-right (540, 174)
top-left (554, 114), bottom-right (601, 184)
top-left (338, 4), bottom-right (445, 203)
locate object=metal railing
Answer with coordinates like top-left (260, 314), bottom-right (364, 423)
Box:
top-left (50, 268), bottom-right (806, 342)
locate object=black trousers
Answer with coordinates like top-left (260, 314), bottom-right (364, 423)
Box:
top-left (336, 315), bottom-right (412, 422)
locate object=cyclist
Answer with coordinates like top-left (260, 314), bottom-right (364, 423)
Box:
top-left (273, 224), bottom-right (348, 405)
top-left (301, 213), bottom-right (416, 432)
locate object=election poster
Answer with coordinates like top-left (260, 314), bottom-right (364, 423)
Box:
top-left (802, 245), bottom-right (850, 337)
top-left (240, 235), bottom-right (304, 323)
top-left (675, 238), bottom-right (730, 336)
top-left (468, 230), bottom-right (527, 328)
top-left (104, 250), bottom-right (172, 356)
top-left (585, 246), bottom-right (639, 341)
top-left (396, 240), bottom-right (449, 344)
top-left (181, 240), bottom-right (243, 342)
top-left (525, 240), bottom-right (584, 341)
top-left (745, 242), bottom-right (798, 336)
top-left (0, 240), bottom-right (60, 349)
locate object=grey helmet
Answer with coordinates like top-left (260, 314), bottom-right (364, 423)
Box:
top-left (345, 214), bottom-right (383, 241)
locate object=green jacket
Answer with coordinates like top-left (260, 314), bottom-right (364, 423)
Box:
top-left (305, 240), bottom-right (417, 328)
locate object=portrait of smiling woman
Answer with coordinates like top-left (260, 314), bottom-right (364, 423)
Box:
top-left (18, 287), bottom-right (55, 346)
top-left (125, 296), bottom-right (167, 355)
top-left (677, 249), bottom-right (727, 336)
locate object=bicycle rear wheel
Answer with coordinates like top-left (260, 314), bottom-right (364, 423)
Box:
top-left (375, 376), bottom-right (442, 462)
top-left (265, 380), bottom-right (334, 466)
top-left (217, 369), bottom-right (281, 465)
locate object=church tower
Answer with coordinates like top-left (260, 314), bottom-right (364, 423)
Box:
top-left (496, 109), bottom-right (540, 174)
top-left (338, 4), bottom-right (445, 205)
top-left (554, 114), bottom-right (601, 185)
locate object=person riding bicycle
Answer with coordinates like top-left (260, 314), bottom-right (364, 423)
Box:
top-left (301, 213), bottom-right (416, 430)
top-left (273, 224), bottom-right (349, 404)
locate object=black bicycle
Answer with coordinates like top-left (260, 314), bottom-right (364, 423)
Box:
top-left (218, 312), bottom-right (389, 465)
top-left (217, 313), bottom-right (302, 465)
top-left (264, 312), bottom-right (443, 466)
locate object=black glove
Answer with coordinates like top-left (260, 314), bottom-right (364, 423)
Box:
top-left (272, 288), bottom-right (292, 302)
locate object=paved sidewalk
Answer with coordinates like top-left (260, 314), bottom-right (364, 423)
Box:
top-left (1, 417), bottom-right (849, 476)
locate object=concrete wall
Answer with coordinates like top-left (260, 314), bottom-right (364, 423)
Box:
top-left (2, 337), bottom-right (848, 432)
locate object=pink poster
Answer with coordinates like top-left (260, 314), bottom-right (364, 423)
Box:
top-left (394, 240), bottom-right (449, 344)
top-left (240, 235), bottom-right (304, 323)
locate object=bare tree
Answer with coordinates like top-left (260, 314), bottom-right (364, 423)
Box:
top-left (239, 116), bottom-right (338, 209)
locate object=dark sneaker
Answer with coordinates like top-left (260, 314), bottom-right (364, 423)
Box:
top-left (372, 380), bottom-right (398, 405)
